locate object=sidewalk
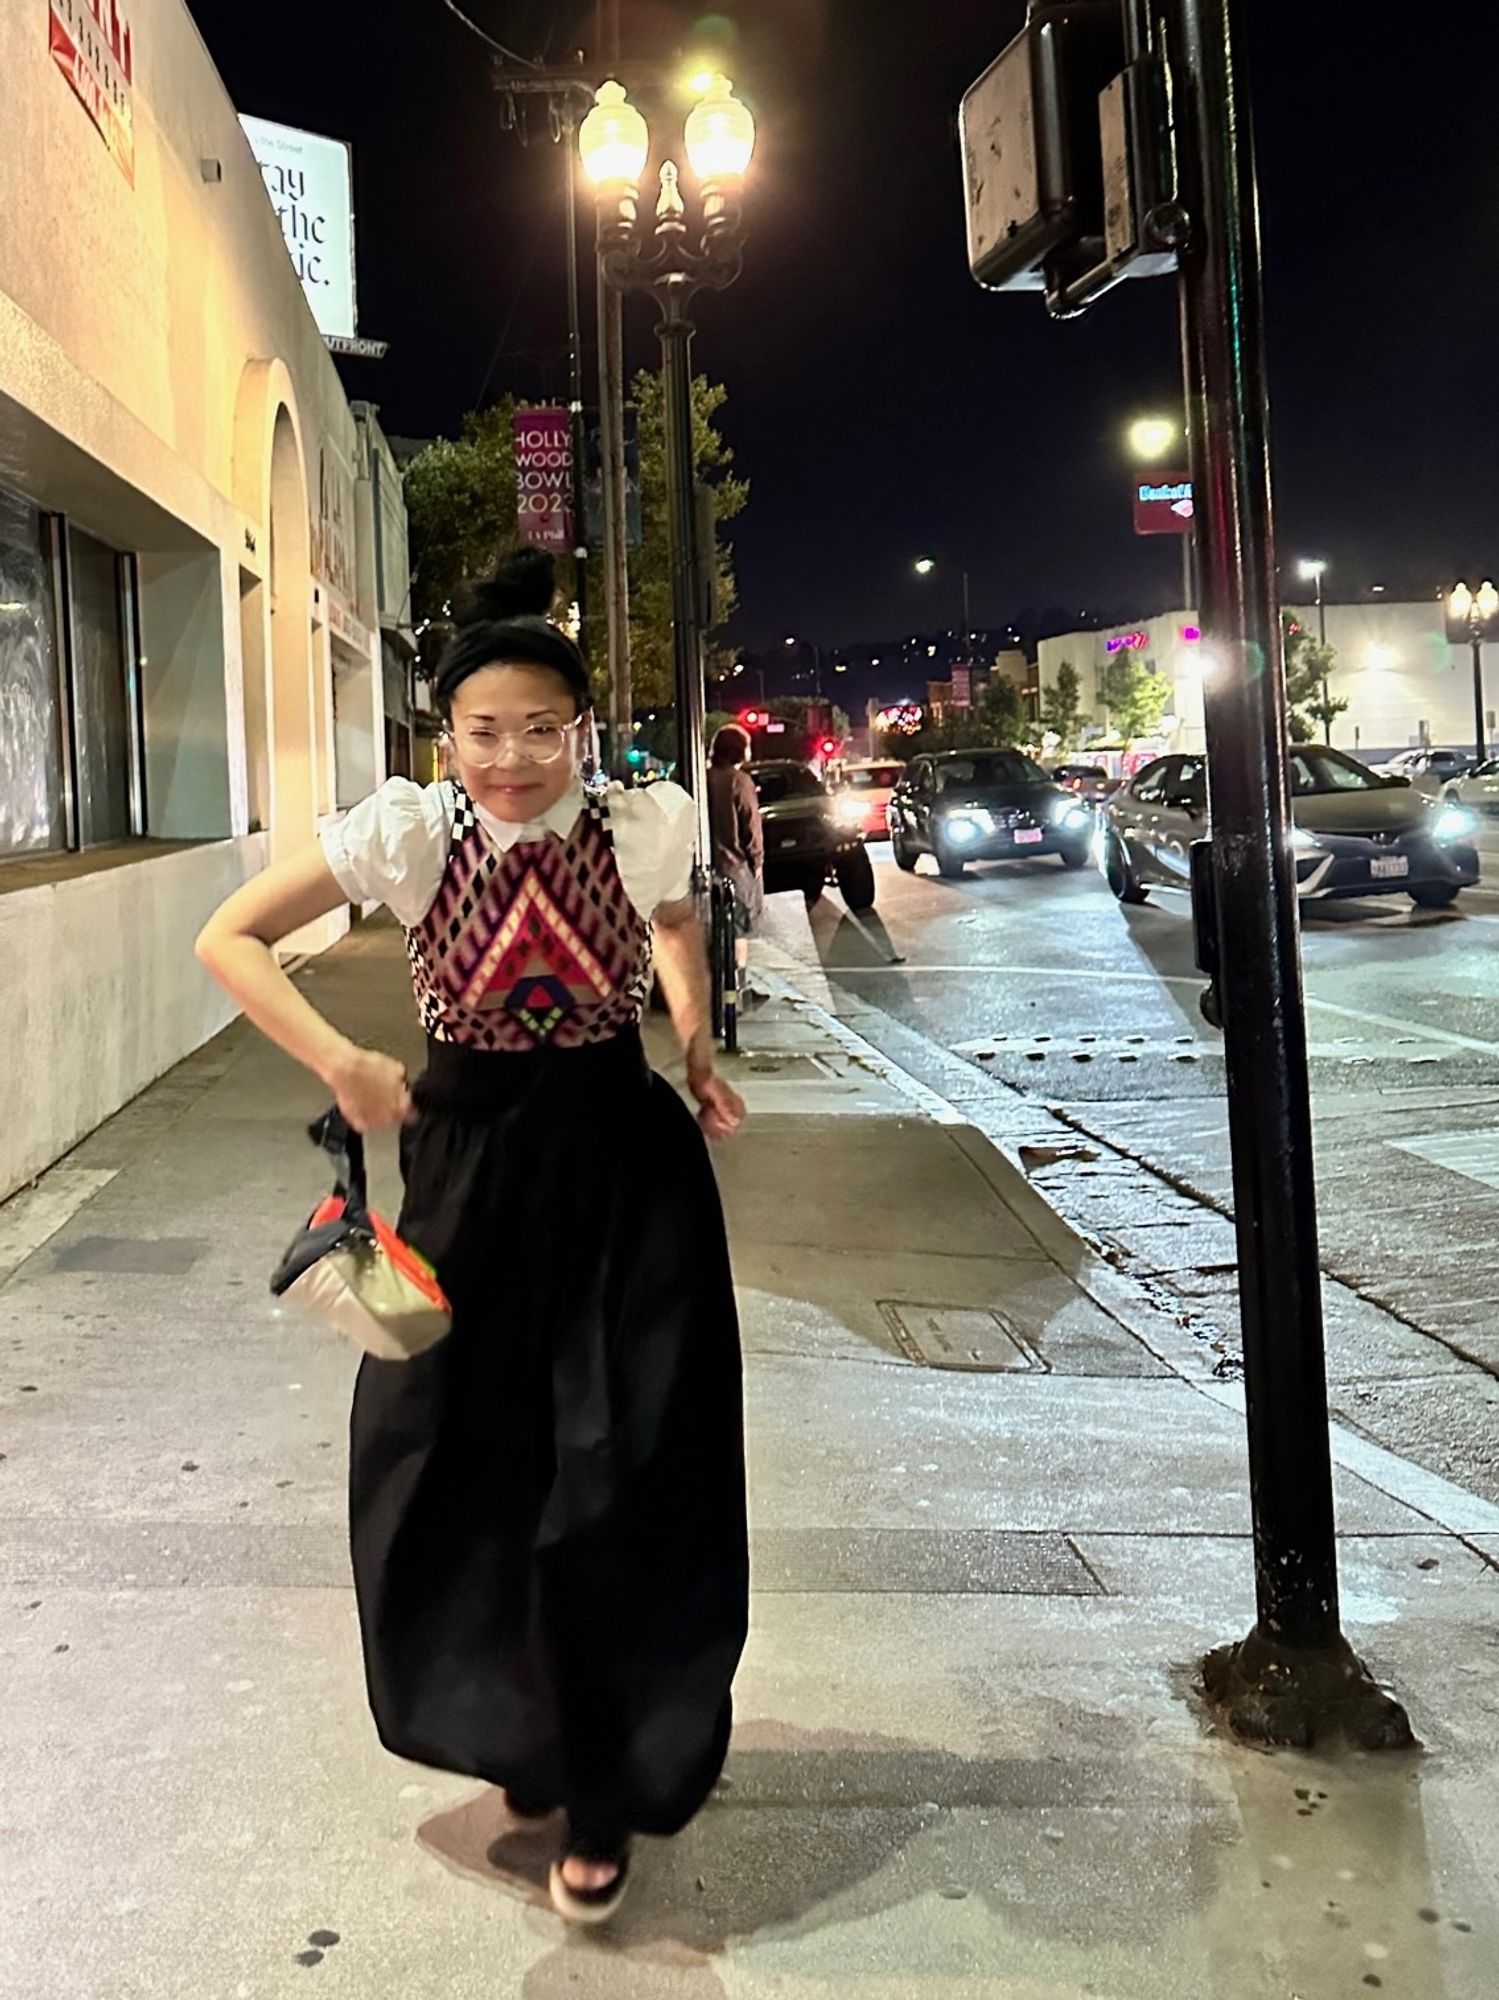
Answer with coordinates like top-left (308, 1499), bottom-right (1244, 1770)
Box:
top-left (2, 920), bottom-right (1497, 1998)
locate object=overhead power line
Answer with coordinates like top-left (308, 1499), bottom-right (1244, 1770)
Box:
top-left (437, 0), bottom-right (538, 68)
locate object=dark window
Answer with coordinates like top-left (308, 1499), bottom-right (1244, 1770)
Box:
top-left (936, 751), bottom-right (1049, 791)
top-left (751, 764), bottom-right (825, 806)
top-left (68, 526), bottom-right (136, 846)
top-left (1290, 748), bottom-right (1384, 794)
top-left (1131, 760), bottom-right (1170, 804)
top-left (0, 487), bottom-right (67, 856)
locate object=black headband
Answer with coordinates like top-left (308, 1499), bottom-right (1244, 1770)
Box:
top-left (433, 614), bottom-right (592, 711)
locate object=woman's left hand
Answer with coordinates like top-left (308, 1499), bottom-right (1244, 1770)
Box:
top-left (688, 1047), bottom-right (746, 1140)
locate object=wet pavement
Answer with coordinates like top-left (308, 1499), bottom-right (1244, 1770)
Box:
top-left (2, 919), bottom-right (1498, 1996)
top-left (762, 845), bottom-right (1499, 1502)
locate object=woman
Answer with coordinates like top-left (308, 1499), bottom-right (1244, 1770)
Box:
top-left (196, 548), bottom-right (749, 1925)
top-left (707, 724), bottom-right (764, 981)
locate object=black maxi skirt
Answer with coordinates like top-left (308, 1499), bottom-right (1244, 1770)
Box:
top-left (348, 1029), bottom-right (749, 1840)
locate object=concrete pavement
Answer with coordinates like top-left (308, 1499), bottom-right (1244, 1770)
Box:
top-left (2, 919), bottom-right (1498, 1997)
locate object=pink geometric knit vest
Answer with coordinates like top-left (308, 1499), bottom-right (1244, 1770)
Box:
top-left (404, 780), bottom-right (653, 1052)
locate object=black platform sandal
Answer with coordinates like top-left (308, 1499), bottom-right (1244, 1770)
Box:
top-left (548, 1831), bottom-right (633, 1925)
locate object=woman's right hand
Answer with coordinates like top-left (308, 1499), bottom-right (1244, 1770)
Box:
top-left (326, 1045), bottom-right (414, 1132)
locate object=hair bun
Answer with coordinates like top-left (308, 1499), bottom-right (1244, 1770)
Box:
top-left (460, 545), bottom-right (557, 625)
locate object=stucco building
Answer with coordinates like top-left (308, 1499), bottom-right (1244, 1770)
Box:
top-left (0, 0), bottom-right (410, 1199)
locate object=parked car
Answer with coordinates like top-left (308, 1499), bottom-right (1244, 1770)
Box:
top-left (1373, 747), bottom-right (1473, 795)
top-left (1444, 756), bottom-right (1499, 817)
top-left (836, 759), bottom-right (907, 839)
top-left (749, 760), bottom-right (877, 911)
top-left (1100, 746), bottom-right (1480, 910)
top-left (1050, 763), bottom-right (1116, 808)
top-left (888, 749), bottom-right (1095, 879)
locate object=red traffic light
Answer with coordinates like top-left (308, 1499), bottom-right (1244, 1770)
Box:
top-left (741, 708), bottom-right (763, 728)
top-left (819, 738), bottom-right (839, 757)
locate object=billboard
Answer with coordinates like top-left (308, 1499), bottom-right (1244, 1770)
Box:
top-left (1133, 475), bottom-right (1195, 536)
top-left (514, 409), bottom-right (574, 552)
top-left (240, 115), bottom-right (357, 340)
top-left (50, 0), bottom-right (135, 185)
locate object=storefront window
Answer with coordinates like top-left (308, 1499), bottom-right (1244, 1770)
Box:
top-left (68, 526), bottom-right (136, 846)
top-left (0, 487), bottom-right (67, 856)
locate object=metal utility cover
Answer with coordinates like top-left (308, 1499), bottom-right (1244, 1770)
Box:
top-left (881, 1303), bottom-right (1047, 1372)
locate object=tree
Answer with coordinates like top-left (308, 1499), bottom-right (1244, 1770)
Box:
top-left (1098, 652), bottom-right (1171, 744)
top-left (1040, 661), bottom-right (1085, 751)
top-left (629, 369), bottom-right (750, 707)
top-left (400, 370), bottom-right (749, 708)
top-left (1282, 611), bottom-right (1348, 744)
top-left (904, 676), bottom-right (1025, 757)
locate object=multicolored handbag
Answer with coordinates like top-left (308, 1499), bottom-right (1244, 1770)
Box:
top-left (270, 1111), bottom-right (451, 1361)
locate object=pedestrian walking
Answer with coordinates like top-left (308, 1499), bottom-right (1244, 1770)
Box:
top-left (707, 723), bottom-right (764, 982)
top-left (195, 547), bottom-right (749, 1925)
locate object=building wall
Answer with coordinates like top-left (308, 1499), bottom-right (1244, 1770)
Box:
top-left (0, 0), bottom-right (407, 1200)
top-left (1038, 600), bottom-right (1477, 763)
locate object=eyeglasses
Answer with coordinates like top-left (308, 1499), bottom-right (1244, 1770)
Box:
top-left (444, 719), bottom-right (581, 769)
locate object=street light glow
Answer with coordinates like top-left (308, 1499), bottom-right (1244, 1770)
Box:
top-left (1365, 643), bottom-right (1398, 671)
top-left (683, 75), bottom-right (756, 181)
top-left (1298, 558), bottom-right (1328, 581)
top-left (579, 80), bottom-right (650, 188)
top-left (1127, 416), bottom-right (1178, 461)
top-left (1479, 581), bottom-right (1499, 624)
top-left (914, 556), bottom-right (936, 575)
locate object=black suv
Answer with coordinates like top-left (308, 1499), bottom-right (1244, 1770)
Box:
top-left (889, 749), bottom-right (1095, 879)
top-left (749, 761), bottom-right (877, 910)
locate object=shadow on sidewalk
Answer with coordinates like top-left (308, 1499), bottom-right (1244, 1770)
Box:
top-left (416, 1708), bottom-right (1241, 1986)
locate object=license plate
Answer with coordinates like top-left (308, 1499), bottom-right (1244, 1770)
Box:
top-left (1370, 854), bottom-right (1409, 880)
top-left (777, 836), bottom-right (799, 850)
top-left (1014, 827), bottom-right (1045, 845)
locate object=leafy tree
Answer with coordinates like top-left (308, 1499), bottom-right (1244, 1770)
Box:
top-left (1098, 651), bottom-right (1171, 744)
top-left (1282, 610), bottom-right (1347, 744)
top-left (401, 370), bottom-right (749, 709)
top-left (904, 675), bottom-right (1026, 757)
top-left (1040, 661), bottom-right (1085, 751)
top-left (629, 369), bottom-right (750, 708)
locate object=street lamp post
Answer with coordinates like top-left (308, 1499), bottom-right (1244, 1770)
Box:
top-left (1446, 580), bottom-right (1499, 761)
top-left (914, 556), bottom-right (975, 656)
top-left (580, 75), bottom-right (756, 855)
top-left (1298, 560), bottom-right (1331, 742)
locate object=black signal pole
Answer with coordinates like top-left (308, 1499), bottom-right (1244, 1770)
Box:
top-left (1162, 0), bottom-right (1411, 1746)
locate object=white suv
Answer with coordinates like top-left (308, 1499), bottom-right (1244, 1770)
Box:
top-left (1375, 747), bottom-right (1472, 796)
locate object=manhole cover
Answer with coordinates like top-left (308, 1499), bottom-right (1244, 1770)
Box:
top-left (740, 1055), bottom-right (839, 1081)
top-left (880, 1303), bottom-right (1047, 1372)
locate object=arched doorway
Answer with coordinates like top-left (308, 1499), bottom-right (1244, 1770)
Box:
top-left (267, 405), bottom-right (313, 863)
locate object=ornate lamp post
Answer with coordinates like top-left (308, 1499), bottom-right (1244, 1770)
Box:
top-left (579, 75), bottom-right (756, 854)
top-left (1446, 579), bottom-right (1499, 761)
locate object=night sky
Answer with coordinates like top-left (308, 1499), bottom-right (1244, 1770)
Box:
top-left (189, 1), bottom-right (1499, 659)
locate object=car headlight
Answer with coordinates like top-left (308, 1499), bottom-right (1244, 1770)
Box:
top-left (944, 810), bottom-right (994, 844)
top-left (1053, 802), bottom-right (1092, 832)
top-left (832, 792), bottom-right (867, 828)
top-left (1291, 826), bottom-right (1320, 851)
top-left (1434, 803), bottom-right (1476, 842)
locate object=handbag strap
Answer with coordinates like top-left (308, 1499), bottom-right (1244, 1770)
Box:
top-left (308, 1108), bottom-right (374, 1233)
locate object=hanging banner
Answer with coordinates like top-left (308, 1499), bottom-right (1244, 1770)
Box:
top-left (951, 663), bottom-right (974, 711)
top-left (50, 0), bottom-right (136, 186)
top-left (514, 408), bottom-right (574, 551)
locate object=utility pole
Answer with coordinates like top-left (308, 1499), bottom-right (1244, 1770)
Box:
top-left (595, 0), bottom-right (633, 777)
top-left (560, 103), bottom-right (589, 663)
top-left (1163, 0), bottom-right (1411, 1746)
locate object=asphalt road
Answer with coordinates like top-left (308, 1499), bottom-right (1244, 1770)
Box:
top-left (761, 836), bottom-right (1499, 1498)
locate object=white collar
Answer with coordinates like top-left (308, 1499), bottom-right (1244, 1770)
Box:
top-left (468, 781), bottom-right (585, 852)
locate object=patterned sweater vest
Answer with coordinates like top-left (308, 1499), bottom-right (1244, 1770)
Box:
top-left (404, 782), bottom-right (653, 1051)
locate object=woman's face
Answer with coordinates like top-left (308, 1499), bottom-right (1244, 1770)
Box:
top-left (446, 663), bottom-right (583, 823)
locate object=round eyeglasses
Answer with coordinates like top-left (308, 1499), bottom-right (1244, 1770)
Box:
top-left (443, 719), bottom-right (581, 769)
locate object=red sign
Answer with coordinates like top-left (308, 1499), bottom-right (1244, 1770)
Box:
top-left (514, 408), bottom-right (574, 551)
top-left (1132, 473), bottom-right (1194, 536)
top-left (50, 0), bottom-right (136, 185)
top-left (951, 663), bottom-right (973, 711)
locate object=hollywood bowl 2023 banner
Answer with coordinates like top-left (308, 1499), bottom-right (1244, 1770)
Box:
top-left (514, 410), bottom-right (574, 552)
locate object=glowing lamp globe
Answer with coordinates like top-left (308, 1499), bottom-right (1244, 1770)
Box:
top-left (579, 81), bottom-right (650, 188)
top-left (684, 75), bottom-right (756, 182)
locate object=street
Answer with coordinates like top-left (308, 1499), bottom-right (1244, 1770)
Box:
top-left (762, 838), bottom-right (1499, 1503)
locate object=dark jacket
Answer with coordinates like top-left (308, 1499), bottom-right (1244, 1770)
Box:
top-left (707, 763), bottom-right (764, 889)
